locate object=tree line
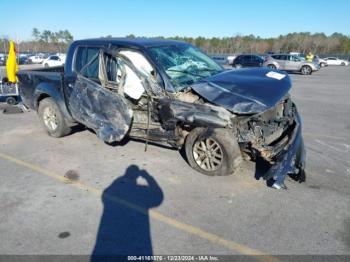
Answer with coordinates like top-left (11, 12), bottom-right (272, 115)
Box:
top-left (0, 28), bottom-right (74, 54)
top-left (1, 29), bottom-right (349, 56)
top-left (124, 32), bottom-right (350, 55)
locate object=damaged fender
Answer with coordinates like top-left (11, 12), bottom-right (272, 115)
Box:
top-left (157, 98), bottom-right (232, 129)
top-left (263, 111), bottom-right (306, 189)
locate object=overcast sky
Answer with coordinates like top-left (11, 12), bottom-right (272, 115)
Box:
top-left (1, 0), bottom-right (349, 41)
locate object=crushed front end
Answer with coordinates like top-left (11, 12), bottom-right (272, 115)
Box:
top-left (236, 95), bottom-right (306, 189)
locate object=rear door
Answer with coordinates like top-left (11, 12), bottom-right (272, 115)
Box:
top-left (253, 55), bottom-right (263, 67)
top-left (245, 55), bottom-right (254, 67)
top-left (272, 55), bottom-right (287, 69)
top-left (65, 46), bottom-right (133, 143)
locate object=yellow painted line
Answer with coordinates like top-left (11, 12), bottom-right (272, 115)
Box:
top-left (0, 151), bottom-right (281, 262)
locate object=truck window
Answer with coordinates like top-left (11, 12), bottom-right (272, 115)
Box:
top-left (74, 47), bottom-right (100, 78)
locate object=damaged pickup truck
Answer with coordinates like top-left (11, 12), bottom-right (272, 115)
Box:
top-left (17, 38), bottom-right (306, 189)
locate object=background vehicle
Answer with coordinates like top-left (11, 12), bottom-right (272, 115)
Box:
top-left (17, 38), bottom-right (305, 188)
top-left (0, 55), bottom-right (7, 66)
top-left (227, 55), bottom-right (236, 65)
top-left (210, 55), bottom-right (228, 65)
top-left (313, 55), bottom-right (328, 67)
top-left (17, 55), bottom-right (30, 65)
top-left (28, 54), bottom-right (45, 64)
top-left (232, 55), bottom-right (263, 68)
top-left (324, 57), bottom-right (349, 66)
top-left (42, 54), bottom-right (66, 67)
top-left (264, 54), bottom-right (319, 75)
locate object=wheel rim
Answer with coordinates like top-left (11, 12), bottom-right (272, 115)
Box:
top-left (302, 66), bottom-right (311, 74)
top-left (6, 98), bottom-right (16, 105)
top-left (43, 107), bottom-right (58, 130)
top-left (193, 138), bottom-right (223, 171)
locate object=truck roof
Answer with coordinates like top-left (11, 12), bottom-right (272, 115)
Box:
top-left (72, 38), bottom-right (187, 48)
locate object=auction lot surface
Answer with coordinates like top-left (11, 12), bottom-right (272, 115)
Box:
top-left (0, 65), bottom-right (349, 257)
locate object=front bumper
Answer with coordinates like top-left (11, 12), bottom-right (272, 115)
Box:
top-left (262, 111), bottom-right (306, 189)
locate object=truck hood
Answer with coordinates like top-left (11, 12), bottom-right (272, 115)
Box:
top-left (191, 68), bottom-right (291, 114)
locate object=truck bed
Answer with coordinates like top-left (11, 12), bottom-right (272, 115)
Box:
top-left (16, 66), bottom-right (65, 110)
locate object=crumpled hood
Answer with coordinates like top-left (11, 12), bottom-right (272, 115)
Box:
top-left (191, 68), bottom-right (291, 114)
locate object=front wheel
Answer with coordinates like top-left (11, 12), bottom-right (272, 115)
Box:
top-left (38, 97), bottom-right (71, 138)
top-left (185, 128), bottom-right (242, 176)
top-left (341, 62), bottom-right (345, 66)
top-left (301, 65), bottom-right (312, 75)
top-left (267, 64), bottom-right (276, 69)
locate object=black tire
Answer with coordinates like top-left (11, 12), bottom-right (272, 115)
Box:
top-left (38, 97), bottom-right (71, 138)
top-left (267, 64), bottom-right (276, 69)
top-left (6, 96), bottom-right (17, 105)
top-left (185, 128), bottom-right (242, 176)
top-left (320, 62), bottom-right (326, 67)
top-left (44, 63), bottom-right (49, 67)
top-left (341, 62), bottom-right (345, 66)
top-left (301, 65), bottom-right (312, 75)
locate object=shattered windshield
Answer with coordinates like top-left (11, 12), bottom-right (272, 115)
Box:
top-left (148, 44), bottom-right (223, 91)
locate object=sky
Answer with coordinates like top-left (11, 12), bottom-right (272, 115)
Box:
top-left (0, 0), bottom-right (349, 41)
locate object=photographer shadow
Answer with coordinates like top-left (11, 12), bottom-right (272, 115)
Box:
top-left (92, 165), bottom-right (164, 260)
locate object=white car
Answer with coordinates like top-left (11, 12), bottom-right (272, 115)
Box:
top-left (42, 55), bottom-right (66, 67)
top-left (227, 55), bottom-right (236, 65)
top-left (324, 57), bottom-right (349, 66)
top-left (28, 55), bottom-right (45, 64)
top-left (316, 56), bottom-right (328, 67)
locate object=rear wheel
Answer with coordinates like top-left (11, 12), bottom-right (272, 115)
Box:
top-left (38, 97), bottom-right (71, 138)
top-left (301, 65), bottom-right (312, 75)
top-left (5, 96), bottom-right (17, 105)
top-left (44, 63), bottom-right (49, 67)
top-left (185, 128), bottom-right (242, 176)
top-left (341, 62), bottom-right (345, 66)
top-left (267, 64), bottom-right (276, 69)
top-left (320, 62), bottom-right (326, 67)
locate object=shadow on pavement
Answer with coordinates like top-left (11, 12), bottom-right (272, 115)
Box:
top-left (91, 165), bottom-right (164, 260)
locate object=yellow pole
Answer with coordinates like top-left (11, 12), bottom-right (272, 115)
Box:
top-left (6, 40), bottom-right (18, 83)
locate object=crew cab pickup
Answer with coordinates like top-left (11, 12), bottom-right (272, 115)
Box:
top-left (17, 38), bottom-right (306, 189)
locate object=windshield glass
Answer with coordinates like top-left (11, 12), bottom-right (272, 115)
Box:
top-left (148, 44), bottom-right (223, 91)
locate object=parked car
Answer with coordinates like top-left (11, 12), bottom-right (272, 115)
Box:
top-left (28, 54), bottom-right (45, 64)
top-left (227, 55), bottom-right (236, 65)
top-left (42, 55), bottom-right (66, 67)
top-left (0, 55), bottom-right (7, 66)
top-left (17, 38), bottom-right (306, 189)
top-left (17, 55), bottom-right (30, 65)
top-left (264, 54), bottom-right (319, 75)
top-left (314, 55), bottom-right (328, 67)
top-left (323, 57), bottom-right (349, 66)
top-left (211, 56), bottom-right (228, 65)
top-left (232, 55), bottom-right (264, 68)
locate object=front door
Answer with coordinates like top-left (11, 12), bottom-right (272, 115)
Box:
top-left (65, 47), bottom-right (133, 143)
